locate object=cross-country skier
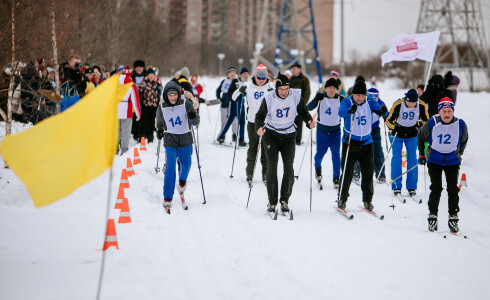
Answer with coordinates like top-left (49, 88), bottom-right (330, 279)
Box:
top-left (307, 78), bottom-right (343, 188)
top-left (417, 97), bottom-right (468, 233)
top-left (217, 67), bottom-right (248, 146)
top-left (386, 89), bottom-right (429, 196)
top-left (234, 64), bottom-right (274, 186)
top-left (156, 81), bottom-right (200, 214)
top-left (255, 74), bottom-right (316, 213)
top-left (337, 81), bottom-right (388, 211)
top-left (216, 67), bottom-right (238, 143)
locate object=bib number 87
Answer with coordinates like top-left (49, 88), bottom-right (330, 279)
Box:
top-left (276, 107), bottom-right (290, 118)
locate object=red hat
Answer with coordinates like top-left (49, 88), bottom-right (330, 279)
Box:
top-left (330, 70), bottom-right (339, 77)
top-left (438, 97), bottom-right (454, 112)
top-left (122, 66), bottom-right (132, 75)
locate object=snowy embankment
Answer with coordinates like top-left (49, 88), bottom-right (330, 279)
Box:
top-left (0, 77), bottom-right (489, 300)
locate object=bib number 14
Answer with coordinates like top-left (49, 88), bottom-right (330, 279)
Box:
top-left (169, 116), bottom-right (182, 127)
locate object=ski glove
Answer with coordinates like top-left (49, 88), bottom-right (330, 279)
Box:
top-left (347, 104), bottom-right (357, 114)
top-left (239, 85), bottom-right (247, 95)
top-left (374, 105), bottom-right (387, 116)
top-left (418, 155), bottom-right (426, 165)
top-left (313, 92), bottom-right (325, 102)
top-left (157, 130), bottom-right (164, 140)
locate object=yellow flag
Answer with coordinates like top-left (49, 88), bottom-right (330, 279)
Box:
top-left (0, 75), bottom-right (134, 207)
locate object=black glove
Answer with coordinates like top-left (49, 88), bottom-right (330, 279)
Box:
top-left (313, 92), bottom-right (325, 102)
top-left (416, 121), bottom-right (423, 128)
top-left (239, 85), bottom-right (247, 95)
top-left (188, 109), bottom-right (197, 120)
top-left (157, 130), bottom-right (164, 140)
top-left (418, 155), bottom-right (426, 165)
top-left (374, 105), bottom-right (387, 116)
top-left (392, 124), bottom-right (401, 135)
top-left (347, 104), bottom-right (357, 114)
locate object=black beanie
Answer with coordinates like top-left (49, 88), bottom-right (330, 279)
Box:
top-left (325, 78), bottom-right (339, 89)
top-left (352, 81), bottom-right (367, 95)
top-left (405, 89), bottom-right (418, 102)
top-left (133, 60), bottom-right (145, 68)
top-left (276, 74), bottom-right (290, 88)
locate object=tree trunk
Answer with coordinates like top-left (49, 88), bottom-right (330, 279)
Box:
top-left (50, 1), bottom-right (61, 114)
top-left (6, 0), bottom-right (15, 136)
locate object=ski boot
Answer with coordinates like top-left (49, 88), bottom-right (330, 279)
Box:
top-left (363, 201), bottom-right (374, 211)
top-left (352, 175), bottom-right (360, 184)
top-left (315, 167), bottom-right (322, 183)
top-left (408, 189), bottom-right (416, 196)
top-left (428, 213), bottom-right (438, 232)
top-left (393, 189), bottom-right (401, 196)
top-left (267, 204), bottom-right (276, 213)
top-left (333, 177), bottom-right (340, 189)
top-left (377, 176), bottom-right (386, 184)
top-left (246, 175), bottom-right (253, 188)
top-left (177, 181), bottom-right (188, 210)
top-left (337, 199), bottom-right (347, 210)
top-left (163, 199), bottom-right (172, 214)
top-left (217, 137), bottom-right (225, 144)
top-left (232, 134), bottom-right (237, 142)
top-left (280, 201), bottom-right (290, 213)
top-left (239, 140), bottom-right (247, 147)
top-left (448, 214), bottom-right (459, 233)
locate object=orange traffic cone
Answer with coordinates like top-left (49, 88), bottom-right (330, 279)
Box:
top-left (114, 186), bottom-right (126, 209)
top-left (126, 158), bottom-right (135, 177)
top-left (118, 199), bottom-right (131, 223)
top-left (102, 219), bottom-right (119, 250)
top-left (140, 137), bottom-right (147, 151)
top-left (133, 148), bottom-right (142, 165)
top-left (459, 173), bottom-right (467, 191)
top-left (120, 169), bottom-right (130, 189)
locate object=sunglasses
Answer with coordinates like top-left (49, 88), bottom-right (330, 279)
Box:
top-left (257, 77), bottom-right (267, 80)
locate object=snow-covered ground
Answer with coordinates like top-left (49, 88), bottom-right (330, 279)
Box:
top-left (1, 77), bottom-right (489, 300)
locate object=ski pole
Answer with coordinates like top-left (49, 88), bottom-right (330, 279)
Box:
top-left (230, 98), bottom-right (242, 178)
top-left (375, 132), bottom-right (398, 185)
top-left (294, 129), bottom-right (311, 180)
top-left (309, 127), bottom-right (313, 212)
top-left (155, 139), bottom-right (161, 173)
top-left (191, 127), bottom-right (206, 204)
top-left (338, 115), bottom-right (355, 203)
top-left (383, 122), bottom-right (390, 152)
top-left (387, 164), bottom-right (418, 185)
top-left (246, 135), bottom-right (262, 209)
top-left (423, 164), bottom-right (427, 195)
top-left (213, 105), bottom-right (220, 139)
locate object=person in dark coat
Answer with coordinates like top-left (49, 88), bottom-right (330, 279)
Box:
top-left (290, 63), bottom-right (311, 145)
top-left (420, 74), bottom-right (453, 117)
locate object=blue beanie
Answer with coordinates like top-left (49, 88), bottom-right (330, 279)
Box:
top-left (367, 88), bottom-right (379, 100)
top-left (405, 89), bottom-right (419, 102)
top-left (240, 67), bottom-right (249, 75)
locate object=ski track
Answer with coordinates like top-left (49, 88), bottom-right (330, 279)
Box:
top-left (1, 79), bottom-right (490, 299)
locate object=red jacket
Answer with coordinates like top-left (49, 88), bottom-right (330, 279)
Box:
top-left (117, 75), bottom-right (141, 119)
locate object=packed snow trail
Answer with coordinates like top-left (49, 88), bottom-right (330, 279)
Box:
top-left (1, 78), bottom-right (490, 300)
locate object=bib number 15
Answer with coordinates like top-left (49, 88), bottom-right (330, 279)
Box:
top-left (356, 116), bottom-right (367, 125)
top-left (276, 107), bottom-right (290, 118)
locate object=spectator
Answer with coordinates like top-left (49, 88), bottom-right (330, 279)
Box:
top-left (444, 71), bottom-right (460, 104)
top-left (420, 74), bottom-right (453, 117)
top-left (290, 63), bottom-right (311, 145)
top-left (137, 68), bottom-right (162, 143)
top-left (132, 60), bottom-right (146, 86)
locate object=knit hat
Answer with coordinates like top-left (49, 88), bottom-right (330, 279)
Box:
top-left (351, 81), bottom-right (367, 95)
top-left (133, 60), bottom-right (145, 68)
top-left (438, 97), bottom-right (454, 112)
top-left (367, 88), bottom-right (379, 100)
top-left (240, 67), bottom-right (249, 75)
top-left (417, 84), bottom-right (425, 90)
top-left (167, 88), bottom-right (179, 95)
top-left (122, 66), bottom-right (132, 75)
top-left (146, 68), bottom-right (155, 75)
top-left (116, 64), bottom-right (124, 72)
top-left (84, 67), bottom-right (94, 74)
top-left (325, 78), bottom-right (339, 89)
top-left (405, 89), bottom-right (418, 102)
top-left (330, 70), bottom-right (339, 77)
top-left (227, 67), bottom-right (237, 74)
top-left (284, 70), bottom-right (292, 77)
top-left (275, 74), bottom-right (290, 88)
top-left (180, 67), bottom-right (190, 78)
top-left (291, 63), bottom-right (301, 69)
top-left (255, 64), bottom-right (268, 78)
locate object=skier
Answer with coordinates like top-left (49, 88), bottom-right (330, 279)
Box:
top-left (234, 64), bottom-right (274, 186)
top-left (417, 97), bottom-right (468, 233)
top-left (216, 67), bottom-right (238, 143)
top-left (217, 67), bottom-right (248, 146)
top-left (156, 81), bottom-right (200, 214)
top-left (255, 74), bottom-right (316, 213)
top-left (307, 78), bottom-right (343, 188)
top-left (352, 88), bottom-right (388, 183)
top-left (386, 89), bottom-right (429, 196)
top-left (337, 81), bottom-right (388, 211)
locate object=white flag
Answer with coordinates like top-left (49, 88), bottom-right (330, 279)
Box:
top-left (381, 31), bottom-right (440, 66)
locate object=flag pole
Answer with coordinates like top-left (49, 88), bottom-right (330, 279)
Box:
top-left (423, 59), bottom-right (434, 92)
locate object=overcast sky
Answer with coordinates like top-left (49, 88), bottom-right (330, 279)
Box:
top-left (331, 0), bottom-right (490, 63)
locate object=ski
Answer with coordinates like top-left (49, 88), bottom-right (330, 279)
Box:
top-left (403, 195), bottom-right (422, 204)
top-left (279, 209), bottom-right (294, 220)
top-left (395, 194), bottom-right (406, 203)
top-left (442, 231), bottom-right (468, 239)
top-left (336, 207), bottom-right (354, 220)
top-left (164, 206), bottom-right (171, 214)
top-left (318, 181), bottom-right (323, 190)
top-left (267, 208), bottom-right (278, 220)
top-left (211, 141), bottom-right (236, 148)
top-left (360, 206), bottom-right (384, 220)
top-left (178, 193), bottom-right (188, 210)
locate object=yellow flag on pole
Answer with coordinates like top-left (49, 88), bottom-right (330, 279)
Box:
top-left (0, 75), bottom-right (134, 207)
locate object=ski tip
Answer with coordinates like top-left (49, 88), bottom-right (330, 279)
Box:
top-left (380, 215), bottom-right (385, 220)
top-left (349, 215), bottom-right (354, 220)
top-left (290, 210), bottom-right (294, 220)
top-left (419, 200), bottom-right (423, 204)
top-left (403, 199), bottom-right (407, 203)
